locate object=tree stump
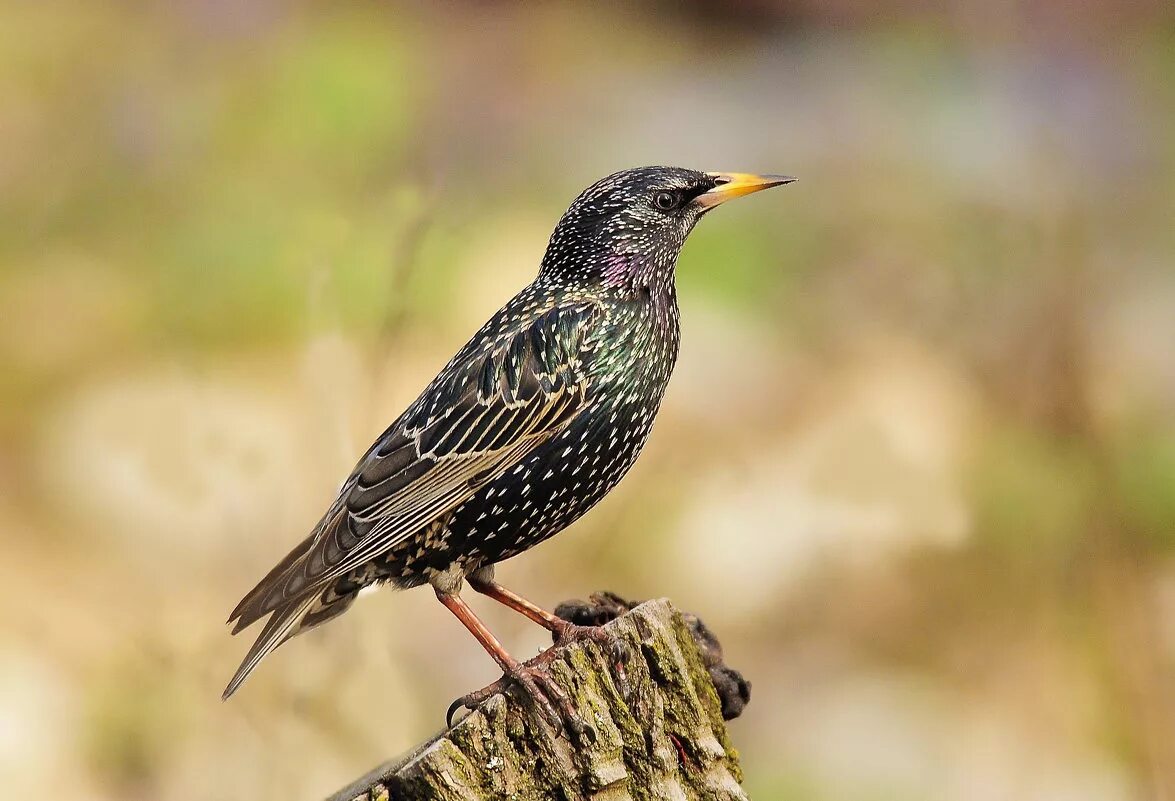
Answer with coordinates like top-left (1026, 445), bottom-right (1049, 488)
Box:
top-left (327, 597), bottom-right (750, 801)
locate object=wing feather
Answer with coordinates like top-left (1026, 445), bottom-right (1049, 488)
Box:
top-left (227, 302), bottom-right (598, 633)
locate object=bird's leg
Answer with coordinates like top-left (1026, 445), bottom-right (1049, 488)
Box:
top-left (434, 588), bottom-right (518, 672)
top-left (466, 571), bottom-right (629, 700)
top-left (466, 572), bottom-right (611, 648)
top-left (435, 588), bottom-right (587, 737)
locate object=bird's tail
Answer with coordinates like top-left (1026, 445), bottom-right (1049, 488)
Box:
top-left (222, 595), bottom-right (316, 700)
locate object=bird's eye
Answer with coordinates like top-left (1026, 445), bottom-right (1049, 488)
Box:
top-left (653, 191), bottom-right (679, 212)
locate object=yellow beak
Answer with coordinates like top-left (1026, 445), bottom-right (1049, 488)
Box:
top-left (696, 172), bottom-right (796, 211)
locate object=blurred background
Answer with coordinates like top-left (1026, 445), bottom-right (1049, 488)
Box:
top-left (2, 1), bottom-right (1174, 799)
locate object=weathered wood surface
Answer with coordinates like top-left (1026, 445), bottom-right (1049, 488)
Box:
top-left (328, 598), bottom-right (749, 801)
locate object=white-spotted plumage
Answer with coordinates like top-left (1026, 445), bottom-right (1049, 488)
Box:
top-left (224, 167), bottom-right (739, 698)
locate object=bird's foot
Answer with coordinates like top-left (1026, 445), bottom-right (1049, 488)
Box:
top-left (446, 656), bottom-right (594, 742)
top-left (551, 621), bottom-right (630, 700)
top-left (551, 620), bottom-right (612, 647)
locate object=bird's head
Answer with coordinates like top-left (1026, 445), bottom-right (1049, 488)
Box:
top-left (538, 166), bottom-right (793, 291)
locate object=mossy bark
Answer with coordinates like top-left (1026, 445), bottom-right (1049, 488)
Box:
top-left (327, 599), bottom-right (748, 801)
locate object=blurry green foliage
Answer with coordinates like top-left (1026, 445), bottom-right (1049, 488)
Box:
top-left (972, 425), bottom-right (1099, 555)
top-left (1111, 429), bottom-right (1175, 548)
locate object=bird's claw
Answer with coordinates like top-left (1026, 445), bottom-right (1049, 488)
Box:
top-left (445, 624), bottom-right (629, 735)
top-left (447, 659), bottom-right (595, 742)
top-left (552, 622), bottom-right (631, 699)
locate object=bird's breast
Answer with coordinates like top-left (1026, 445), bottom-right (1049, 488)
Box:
top-left (440, 293), bottom-right (682, 567)
top-left (588, 291), bottom-right (680, 397)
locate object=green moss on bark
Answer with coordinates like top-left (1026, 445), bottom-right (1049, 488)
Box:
top-left (331, 599), bottom-right (748, 801)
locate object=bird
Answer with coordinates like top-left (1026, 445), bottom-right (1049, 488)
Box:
top-left (224, 166), bottom-right (793, 723)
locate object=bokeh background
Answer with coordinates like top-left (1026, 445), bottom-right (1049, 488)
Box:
top-left (3, 1), bottom-right (1174, 799)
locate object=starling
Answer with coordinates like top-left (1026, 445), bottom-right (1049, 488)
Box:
top-left (224, 167), bottom-right (792, 721)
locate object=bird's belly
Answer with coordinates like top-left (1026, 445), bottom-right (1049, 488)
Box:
top-left (444, 400), bottom-right (658, 566)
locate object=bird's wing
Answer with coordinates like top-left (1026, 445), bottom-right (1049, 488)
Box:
top-left (227, 302), bottom-right (599, 632)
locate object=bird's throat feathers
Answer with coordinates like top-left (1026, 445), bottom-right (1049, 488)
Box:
top-left (601, 251), bottom-right (677, 296)
top-left (538, 228), bottom-right (680, 298)
top-left (598, 251), bottom-right (680, 344)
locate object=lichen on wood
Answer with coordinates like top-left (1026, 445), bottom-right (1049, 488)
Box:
top-left (327, 598), bottom-right (749, 801)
